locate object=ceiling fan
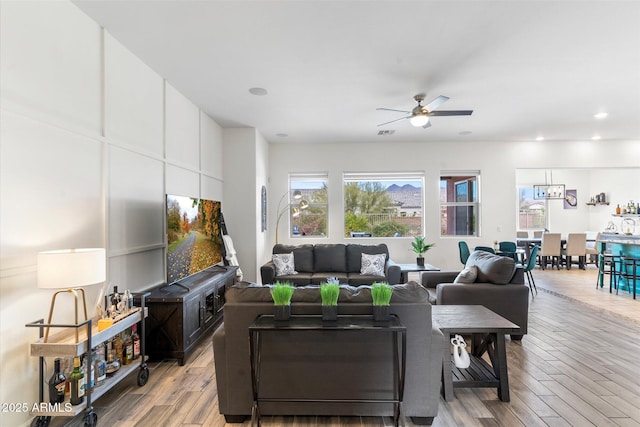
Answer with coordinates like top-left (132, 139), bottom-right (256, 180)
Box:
top-left (377, 94), bottom-right (473, 128)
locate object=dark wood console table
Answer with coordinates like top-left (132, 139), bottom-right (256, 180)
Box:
top-left (249, 315), bottom-right (406, 427)
top-left (141, 265), bottom-right (238, 365)
top-left (432, 305), bottom-right (518, 402)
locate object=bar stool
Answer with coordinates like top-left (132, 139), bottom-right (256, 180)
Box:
top-left (595, 242), bottom-right (623, 292)
top-left (619, 256), bottom-right (638, 299)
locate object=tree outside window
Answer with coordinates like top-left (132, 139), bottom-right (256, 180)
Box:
top-left (343, 173), bottom-right (424, 238)
top-left (289, 174), bottom-right (328, 238)
top-left (518, 186), bottom-right (548, 230)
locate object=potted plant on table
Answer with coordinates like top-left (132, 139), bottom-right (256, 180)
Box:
top-left (371, 282), bottom-right (393, 322)
top-left (320, 277), bottom-right (340, 322)
top-left (270, 281), bottom-right (295, 321)
top-left (410, 236), bottom-right (435, 266)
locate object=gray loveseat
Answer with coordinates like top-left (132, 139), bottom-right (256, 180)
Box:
top-left (260, 243), bottom-right (401, 285)
top-left (421, 250), bottom-right (529, 340)
top-left (212, 281), bottom-right (444, 424)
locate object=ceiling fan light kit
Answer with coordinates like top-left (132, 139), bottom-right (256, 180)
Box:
top-left (377, 93), bottom-right (473, 129)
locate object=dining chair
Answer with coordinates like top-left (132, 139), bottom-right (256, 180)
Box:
top-left (533, 230), bottom-right (543, 239)
top-left (474, 246), bottom-right (495, 254)
top-left (498, 241), bottom-right (518, 261)
top-left (517, 245), bottom-right (539, 296)
top-left (458, 241), bottom-right (471, 265)
top-left (562, 233), bottom-right (587, 269)
top-left (585, 232), bottom-right (601, 264)
top-left (539, 232), bottom-right (561, 270)
top-left (516, 231), bottom-right (529, 239)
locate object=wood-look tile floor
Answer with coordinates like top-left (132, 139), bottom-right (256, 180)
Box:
top-left (51, 266), bottom-right (640, 427)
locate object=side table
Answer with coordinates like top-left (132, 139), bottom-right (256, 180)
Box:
top-left (249, 315), bottom-right (406, 427)
top-left (432, 305), bottom-right (518, 402)
top-left (397, 263), bottom-right (440, 283)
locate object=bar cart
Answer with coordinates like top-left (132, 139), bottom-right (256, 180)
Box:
top-left (25, 292), bottom-right (150, 427)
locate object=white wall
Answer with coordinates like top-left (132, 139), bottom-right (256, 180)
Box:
top-left (267, 140), bottom-right (640, 273)
top-left (0, 2), bottom-right (224, 426)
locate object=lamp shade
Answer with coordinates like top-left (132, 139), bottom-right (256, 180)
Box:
top-left (410, 114), bottom-right (429, 127)
top-left (37, 248), bottom-right (106, 289)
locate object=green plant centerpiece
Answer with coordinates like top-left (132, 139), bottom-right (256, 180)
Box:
top-left (410, 236), bottom-right (435, 266)
top-left (320, 277), bottom-right (340, 321)
top-left (270, 281), bottom-right (294, 321)
top-left (371, 281), bottom-right (393, 322)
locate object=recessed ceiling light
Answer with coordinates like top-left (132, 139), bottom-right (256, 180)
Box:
top-left (536, 136), bottom-right (544, 141)
top-left (249, 87), bottom-right (268, 96)
top-left (592, 135), bottom-right (602, 140)
top-left (594, 112), bottom-right (608, 119)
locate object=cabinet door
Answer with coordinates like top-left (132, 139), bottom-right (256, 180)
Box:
top-left (184, 294), bottom-right (203, 347)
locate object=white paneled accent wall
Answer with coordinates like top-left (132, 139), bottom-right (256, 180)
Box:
top-left (0, 3), bottom-right (225, 426)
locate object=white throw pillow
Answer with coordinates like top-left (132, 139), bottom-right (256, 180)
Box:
top-left (453, 265), bottom-right (478, 284)
top-left (360, 253), bottom-right (386, 276)
top-left (272, 253), bottom-right (298, 276)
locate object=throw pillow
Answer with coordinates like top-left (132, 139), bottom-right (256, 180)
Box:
top-left (453, 265), bottom-right (478, 284)
top-left (272, 253), bottom-right (298, 276)
top-left (465, 250), bottom-right (516, 284)
top-left (360, 253), bottom-right (386, 276)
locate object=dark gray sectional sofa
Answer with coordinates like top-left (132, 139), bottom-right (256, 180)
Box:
top-left (212, 281), bottom-right (444, 424)
top-left (260, 243), bottom-right (401, 285)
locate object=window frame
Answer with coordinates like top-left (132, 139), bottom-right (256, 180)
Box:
top-left (517, 185), bottom-right (549, 231)
top-left (439, 171), bottom-right (480, 237)
top-left (342, 171), bottom-right (425, 239)
top-left (287, 173), bottom-right (329, 239)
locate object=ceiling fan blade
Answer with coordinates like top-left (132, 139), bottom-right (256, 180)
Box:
top-left (424, 95), bottom-right (449, 111)
top-left (376, 107), bottom-right (411, 114)
top-left (428, 110), bottom-right (473, 116)
top-left (377, 116), bottom-right (411, 126)
top-left (422, 121), bottom-right (432, 129)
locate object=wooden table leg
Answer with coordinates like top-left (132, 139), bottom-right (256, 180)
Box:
top-left (441, 331), bottom-right (453, 401)
top-left (493, 333), bottom-right (510, 402)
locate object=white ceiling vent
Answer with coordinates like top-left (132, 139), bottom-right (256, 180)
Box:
top-left (377, 130), bottom-right (395, 136)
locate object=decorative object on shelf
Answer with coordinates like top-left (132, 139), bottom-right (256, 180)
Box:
top-left (371, 282), bottom-right (392, 322)
top-left (37, 248), bottom-right (106, 342)
top-left (320, 278), bottom-right (340, 321)
top-left (451, 334), bottom-right (470, 369)
top-left (564, 189), bottom-right (577, 209)
top-left (275, 190), bottom-right (309, 244)
top-left (270, 281), bottom-right (294, 321)
top-left (534, 170), bottom-right (565, 200)
top-left (410, 236), bottom-right (435, 266)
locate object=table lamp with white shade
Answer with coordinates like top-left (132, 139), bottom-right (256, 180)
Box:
top-left (37, 248), bottom-right (106, 342)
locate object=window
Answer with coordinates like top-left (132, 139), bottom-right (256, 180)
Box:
top-left (518, 186), bottom-right (548, 230)
top-left (287, 173), bottom-right (328, 238)
top-left (440, 172), bottom-right (479, 236)
top-left (343, 172), bottom-right (423, 238)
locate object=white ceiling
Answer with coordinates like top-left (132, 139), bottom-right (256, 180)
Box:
top-left (73, 0), bottom-right (640, 144)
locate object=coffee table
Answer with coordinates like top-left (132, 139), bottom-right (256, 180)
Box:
top-left (432, 305), bottom-right (519, 402)
top-left (397, 263), bottom-right (440, 283)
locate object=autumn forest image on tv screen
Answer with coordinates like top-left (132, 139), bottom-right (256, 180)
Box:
top-left (166, 195), bottom-right (223, 284)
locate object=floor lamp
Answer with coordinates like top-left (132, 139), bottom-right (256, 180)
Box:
top-left (37, 248), bottom-right (106, 342)
top-left (275, 190), bottom-right (309, 244)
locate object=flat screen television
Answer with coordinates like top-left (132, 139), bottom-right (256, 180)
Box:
top-left (166, 194), bottom-right (223, 285)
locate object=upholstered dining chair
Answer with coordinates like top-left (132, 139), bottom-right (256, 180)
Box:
top-left (539, 233), bottom-right (562, 270)
top-left (458, 241), bottom-right (471, 265)
top-left (474, 246), bottom-right (496, 254)
top-left (518, 245), bottom-right (539, 296)
top-left (516, 231), bottom-right (529, 239)
top-left (533, 230), bottom-right (543, 239)
top-left (562, 233), bottom-right (587, 269)
top-left (498, 241), bottom-right (518, 261)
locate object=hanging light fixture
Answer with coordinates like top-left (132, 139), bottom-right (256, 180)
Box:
top-left (410, 114), bottom-right (429, 127)
top-left (533, 170), bottom-right (565, 200)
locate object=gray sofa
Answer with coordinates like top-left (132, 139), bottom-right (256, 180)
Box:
top-left (421, 250), bottom-right (529, 339)
top-left (260, 243), bottom-right (401, 285)
top-left (212, 281), bottom-right (444, 424)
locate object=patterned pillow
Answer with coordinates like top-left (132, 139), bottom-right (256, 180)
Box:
top-left (360, 253), bottom-right (386, 276)
top-left (272, 253), bottom-right (298, 276)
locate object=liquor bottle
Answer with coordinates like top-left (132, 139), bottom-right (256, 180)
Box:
top-left (62, 357), bottom-right (72, 399)
top-left (49, 358), bottom-right (66, 403)
top-left (113, 334), bottom-right (123, 365)
top-left (82, 352), bottom-right (95, 392)
top-left (69, 356), bottom-right (85, 405)
top-left (131, 324), bottom-right (141, 360)
top-left (616, 204), bottom-right (621, 214)
top-left (111, 285), bottom-right (121, 316)
top-left (123, 329), bottom-right (133, 365)
top-left (94, 345), bottom-right (107, 387)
